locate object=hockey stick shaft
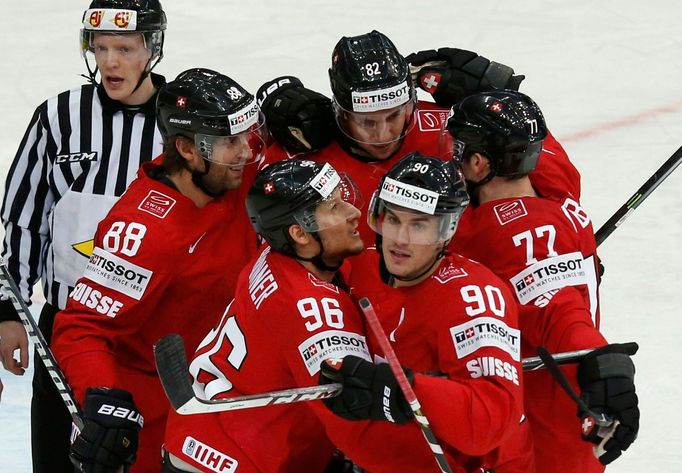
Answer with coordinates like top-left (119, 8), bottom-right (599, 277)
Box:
top-left (155, 333), bottom-right (600, 415)
top-left (595, 145), bottom-right (682, 246)
top-left (0, 261), bottom-right (84, 431)
top-left (358, 297), bottom-right (453, 473)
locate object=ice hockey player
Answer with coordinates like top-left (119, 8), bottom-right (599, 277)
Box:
top-left (447, 89), bottom-right (639, 470)
top-left (52, 68), bottom-right (263, 473)
top-left (321, 152), bottom-right (532, 472)
top-left (256, 30), bottom-right (526, 243)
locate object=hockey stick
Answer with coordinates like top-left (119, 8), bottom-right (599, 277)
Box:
top-left (154, 334), bottom-right (342, 415)
top-left (155, 332), bottom-right (600, 415)
top-left (0, 261), bottom-right (84, 431)
top-left (595, 145), bottom-right (682, 246)
top-left (358, 297), bottom-right (453, 473)
top-left (536, 343), bottom-right (638, 461)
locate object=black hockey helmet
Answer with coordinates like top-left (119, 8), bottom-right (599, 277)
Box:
top-left (80, 0), bottom-right (167, 82)
top-left (329, 30), bottom-right (414, 112)
top-left (247, 160), bottom-right (361, 255)
top-left (446, 90), bottom-right (547, 178)
top-left (369, 152), bottom-right (469, 245)
top-left (156, 68), bottom-right (266, 164)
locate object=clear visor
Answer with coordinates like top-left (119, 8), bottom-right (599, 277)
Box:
top-left (195, 112), bottom-right (268, 169)
top-left (368, 194), bottom-right (460, 245)
top-left (80, 29), bottom-right (162, 60)
top-left (333, 97), bottom-right (417, 147)
top-left (293, 174), bottom-right (363, 233)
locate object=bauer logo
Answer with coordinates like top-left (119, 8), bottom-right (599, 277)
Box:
top-left (450, 316), bottom-right (520, 361)
top-left (298, 330), bottom-right (371, 376)
top-left (182, 437), bottom-right (238, 473)
top-left (380, 177), bottom-right (439, 215)
top-left (494, 200), bottom-right (528, 225)
top-left (351, 81), bottom-right (410, 112)
top-left (509, 252), bottom-right (588, 305)
top-left (83, 247), bottom-right (152, 300)
top-left (228, 98), bottom-right (259, 134)
top-left (137, 190), bottom-right (176, 219)
top-left (309, 163), bottom-right (340, 198)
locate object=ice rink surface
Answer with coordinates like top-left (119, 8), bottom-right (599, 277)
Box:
top-left (1, 0), bottom-right (681, 471)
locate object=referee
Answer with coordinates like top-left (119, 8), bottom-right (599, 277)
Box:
top-left (0, 1), bottom-right (167, 472)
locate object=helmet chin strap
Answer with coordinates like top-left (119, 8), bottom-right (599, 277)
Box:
top-left (187, 158), bottom-right (227, 198)
top-left (295, 232), bottom-right (343, 273)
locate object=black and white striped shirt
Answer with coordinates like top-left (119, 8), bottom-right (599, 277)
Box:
top-left (1, 74), bottom-right (165, 312)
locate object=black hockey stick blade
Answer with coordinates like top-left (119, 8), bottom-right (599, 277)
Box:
top-left (154, 334), bottom-right (342, 415)
top-left (154, 334), bottom-right (196, 411)
top-left (595, 144), bottom-right (682, 246)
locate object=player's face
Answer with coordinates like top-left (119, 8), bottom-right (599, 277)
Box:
top-left (314, 189), bottom-right (364, 265)
top-left (345, 105), bottom-right (410, 160)
top-left (92, 33), bottom-right (152, 104)
top-left (380, 207), bottom-right (442, 281)
top-left (201, 134), bottom-right (253, 193)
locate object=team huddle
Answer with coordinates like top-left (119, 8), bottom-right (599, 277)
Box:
top-left (0, 1), bottom-right (639, 473)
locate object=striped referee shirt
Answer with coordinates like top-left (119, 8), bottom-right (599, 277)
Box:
top-left (1, 74), bottom-right (165, 313)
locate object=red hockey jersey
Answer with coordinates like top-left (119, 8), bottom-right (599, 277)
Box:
top-left (348, 249), bottom-right (531, 473)
top-left (52, 160), bottom-right (259, 473)
top-left (452, 194), bottom-right (607, 473)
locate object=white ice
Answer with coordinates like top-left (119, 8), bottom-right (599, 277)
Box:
top-left (1, 1), bottom-right (681, 471)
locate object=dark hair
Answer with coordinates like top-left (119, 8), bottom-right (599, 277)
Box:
top-left (161, 135), bottom-right (191, 174)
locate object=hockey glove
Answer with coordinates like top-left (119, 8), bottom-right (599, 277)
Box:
top-left (256, 76), bottom-right (335, 154)
top-left (577, 342), bottom-right (639, 465)
top-left (71, 388), bottom-right (143, 473)
top-left (405, 48), bottom-right (525, 106)
top-left (319, 355), bottom-right (413, 424)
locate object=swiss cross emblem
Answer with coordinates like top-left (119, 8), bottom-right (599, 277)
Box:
top-left (176, 96), bottom-right (187, 108)
top-left (465, 327), bottom-right (475, 339)
top-left (420, 73), bottom-right (441, 94)
top-left (308, 344), bottom-right (318, 356)
top-left (361, 97), bottom-right (368, 104)
top-left (581, 416), bottom-right (595, 435)
top-left (524, 274), bottom-right (535, 285)
top-left (490, 101), bottom-right (504, 113)
top-left (264, 181), bottom-right (275, 194)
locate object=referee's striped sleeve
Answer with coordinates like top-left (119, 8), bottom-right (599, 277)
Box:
top-left (1, 100), bottom-right (55, 306)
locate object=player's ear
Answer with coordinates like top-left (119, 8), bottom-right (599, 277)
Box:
top-left (288, 224), bottom-right (311, 246)
top-left (175, 136), bottom-right (202, 167)
top-left (469, 152), bottom-right (491, 179)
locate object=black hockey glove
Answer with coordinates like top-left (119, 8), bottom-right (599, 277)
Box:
top-left (577, 342), bottom-right (639, 465)
top-left (319, 355), bottom-right (413, 424)
top-left (256, 76), bottom-right (335, 154)
top-left (71, 388), bottom-right (144, 473)
top-left (404, 47), bottom-right (525, 106)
